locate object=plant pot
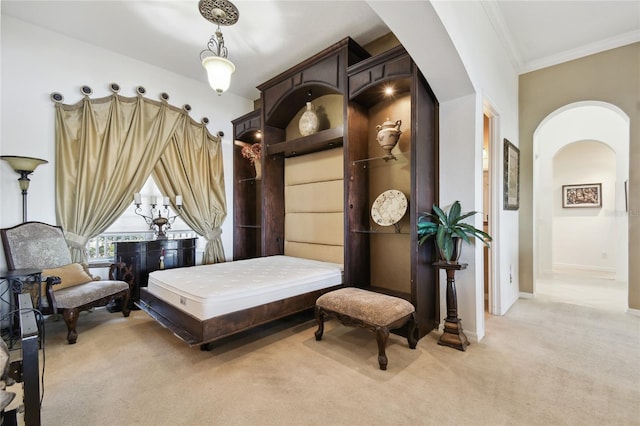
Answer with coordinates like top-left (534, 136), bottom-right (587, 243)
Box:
top-left (253, 161), bottom-right (262, 180)
top-left (435, 237), bottom-right (463, 264)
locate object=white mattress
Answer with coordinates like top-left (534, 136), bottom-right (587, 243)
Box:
top-left (147, 255), bottom-right (343, 321)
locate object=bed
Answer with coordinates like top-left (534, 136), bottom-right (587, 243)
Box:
top-left (137, 256), bottom-right (343, 346)
top-left (138, 148), bottom-right (345, 347)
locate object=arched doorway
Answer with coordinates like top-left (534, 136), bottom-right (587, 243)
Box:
top-left (533, 101), bottom-right (629, 309)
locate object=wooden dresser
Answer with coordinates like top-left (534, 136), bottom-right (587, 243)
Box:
top-left (114, 238), bottom-right (197, 305)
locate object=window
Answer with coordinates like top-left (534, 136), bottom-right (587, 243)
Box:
top-left (87, 176), bottom-right (201, 265)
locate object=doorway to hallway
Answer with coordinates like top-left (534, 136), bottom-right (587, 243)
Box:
top-left (482, 105), bottom-right (499, 316)
top-left (533, 101), bottom-right (630, 310)
top-left (536, 271), bottom-right (627, 312)
top-left (483, 113), bottom-right (491, 313)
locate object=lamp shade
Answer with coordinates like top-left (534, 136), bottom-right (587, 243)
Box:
top-left (202, 56), bottom-right (235, 95)
top-left (1, 155), bottom-right (48, 173)
top-left (1, 155), bottom-right (48, 222)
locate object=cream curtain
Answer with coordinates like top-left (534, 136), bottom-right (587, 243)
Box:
top-left (153, 119), bottom-right (227, 264)
top-left (54, 93), bottom-right (226, 263)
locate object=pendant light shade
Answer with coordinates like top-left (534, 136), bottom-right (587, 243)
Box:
top-left (202, 55), bottom-right (236, 95)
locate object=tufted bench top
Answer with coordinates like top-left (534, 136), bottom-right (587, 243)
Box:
top-left (316, 287), bottom-right (414, 327)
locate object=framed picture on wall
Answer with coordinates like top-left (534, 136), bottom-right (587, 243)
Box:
top-left (562, 183), bottom-right (602, 208)
top-left (503, 139), bottom-right (519, 210)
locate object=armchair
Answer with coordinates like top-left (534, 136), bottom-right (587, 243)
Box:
top-left (1, 222), bottom-right (131, 344)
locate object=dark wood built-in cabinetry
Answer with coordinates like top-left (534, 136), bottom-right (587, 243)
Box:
top-left (232, 38), bottom-right (439, 339)
top-left (114, 238), bottom-right (197, 304)
top-left (256, 37), bottom-right (370, 257)
top-left (346, 45), bottom-right (439, 337)
top-left (232, 109), bottom-right (262, 260)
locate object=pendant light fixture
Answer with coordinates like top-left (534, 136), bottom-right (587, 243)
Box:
top-left (199, 0), bottom-right (239, 95)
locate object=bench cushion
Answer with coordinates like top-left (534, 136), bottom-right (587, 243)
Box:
top-left (316, 287), bottom-right (414, 326)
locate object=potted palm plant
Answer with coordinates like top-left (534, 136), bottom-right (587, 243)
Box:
top-left (417, 200), bottom-right (492, 263)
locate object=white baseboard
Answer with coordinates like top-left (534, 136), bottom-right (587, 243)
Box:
top-left (626, 308), bottom-right (640, 317)
top-left (465, 330), bottom-right (479, 343)
top-left (519, 292), bottom-right (535, 299)
top-left (553, 263), bottom-right (615, 277)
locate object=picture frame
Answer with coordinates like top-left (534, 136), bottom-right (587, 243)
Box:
top-left (503, 139), bottom-right (519, 210)
top-left (562, 183), bottom-right (602, 208)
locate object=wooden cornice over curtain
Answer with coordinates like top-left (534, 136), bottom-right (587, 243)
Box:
top-left (53, 86), bottom-right (226, 264)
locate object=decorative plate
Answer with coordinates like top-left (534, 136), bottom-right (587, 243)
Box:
top-left (371, 189), bottom-right (408, 226)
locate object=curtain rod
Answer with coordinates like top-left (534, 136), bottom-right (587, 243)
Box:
top-left (49, 83), bottom-right (224, 139)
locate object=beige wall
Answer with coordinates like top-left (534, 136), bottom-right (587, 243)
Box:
top-left (519, 42), bottom-right (640, 309)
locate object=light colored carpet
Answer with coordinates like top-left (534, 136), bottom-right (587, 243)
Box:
top-left (27, 294), bottom-right (640, 425)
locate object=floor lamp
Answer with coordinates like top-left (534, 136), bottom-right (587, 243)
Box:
top-left (1, 155), bottom-right (48, 223)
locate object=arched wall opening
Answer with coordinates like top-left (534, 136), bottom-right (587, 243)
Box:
top-left (552, 141), bottom-right (616, 275)
top-left (533, 101), bottom-right (629, 299)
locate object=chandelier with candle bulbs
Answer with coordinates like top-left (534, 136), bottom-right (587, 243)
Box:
top-left (134, 193), bottom-right (182, 240)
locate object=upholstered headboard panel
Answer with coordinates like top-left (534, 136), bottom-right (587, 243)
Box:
top-left (284, 148), bottom-right (344, 265)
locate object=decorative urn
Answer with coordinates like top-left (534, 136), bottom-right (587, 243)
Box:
top-left (299, 102), bottom-right (320, 136)
top-left (376, 118), bottom-right (402, 158)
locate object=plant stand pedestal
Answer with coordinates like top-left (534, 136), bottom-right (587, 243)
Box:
top-left (434, 261), bottom-right (469, 351)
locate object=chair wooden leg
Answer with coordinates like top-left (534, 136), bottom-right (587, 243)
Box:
top-left (120, 291), bottom-right (131, 317)
top-left (375, 327), bottom-right (389, 370)
top-left (314, 307), bottom-right (325, 341)
top-left (62, 308), bottom-right (79, 344)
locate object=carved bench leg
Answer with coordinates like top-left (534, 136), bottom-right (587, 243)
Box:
top-left (407, 314), bottom-right (417, 349)
top-left (375, 326), bottom-right (390, 370)
top-left (62, 308), bottom-right (79, 344)
top-left (314, 307), bottom-right (325, 341)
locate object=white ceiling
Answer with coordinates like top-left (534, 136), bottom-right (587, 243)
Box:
top-left (2, 1), bottom-right (639, 100)
top-left (483, 0), bottom-right (640, 73)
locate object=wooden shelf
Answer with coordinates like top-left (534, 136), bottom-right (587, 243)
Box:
top-left (236, 224), bottom-right (261, 229)
top-left (352, 151), bottom-right (409, 166)
top-left (266, 127), bottom-right (343, 158)
top-left (351, 228), bottom-right (409, 235)
top-left (237, 177), bottom-right (259, 183)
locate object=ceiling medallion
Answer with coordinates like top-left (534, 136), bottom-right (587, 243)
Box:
top-left (199, 0), bottom-right (239, 26)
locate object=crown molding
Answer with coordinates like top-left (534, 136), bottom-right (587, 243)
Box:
top-left (520, 29), bottom-right (640, 74)
top-left (481, 1), bottom-right (523, 72)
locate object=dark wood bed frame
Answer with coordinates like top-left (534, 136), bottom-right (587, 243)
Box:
top-left (137, 284), bottom-right (343, 349)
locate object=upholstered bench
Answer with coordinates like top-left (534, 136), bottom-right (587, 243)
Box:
top-left (315, 287), bottom-right (417, 370)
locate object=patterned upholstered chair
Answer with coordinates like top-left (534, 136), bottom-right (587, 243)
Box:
top-left (1, 222), bottom-right (131, 344)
